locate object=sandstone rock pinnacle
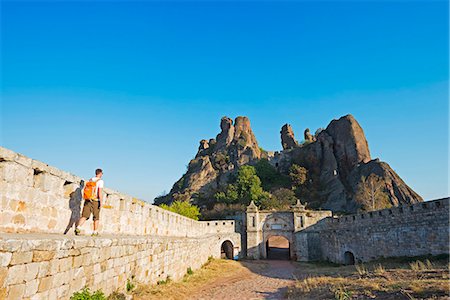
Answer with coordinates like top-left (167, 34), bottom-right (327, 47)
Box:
top-left (280, 124), bottom-right (298, 150)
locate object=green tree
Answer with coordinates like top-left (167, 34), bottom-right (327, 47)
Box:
top-left (272, 188), bottom-right (298, 207)
top-left (160, 200), bottom-right (201, 220)
top-left (214, 165), bottom-right (269, 206)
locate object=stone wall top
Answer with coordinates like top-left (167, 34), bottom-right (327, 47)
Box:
top-left (325, 198), bottom-right (449, 227)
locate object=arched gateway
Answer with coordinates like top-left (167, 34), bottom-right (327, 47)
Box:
top-left (245, 200), bottom-right (332, 260)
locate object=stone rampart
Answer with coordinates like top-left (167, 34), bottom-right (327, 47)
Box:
top-left (296, 198), bottom-right (449, 263)
top-left (0, 146), bottom-right (241, 299)
top-left (0, 146), bottom-right (235, 237)
top-left (0, 232), bottom-right (240, 299)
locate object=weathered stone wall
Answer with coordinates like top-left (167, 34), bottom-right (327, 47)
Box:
top-left (0, 146), bottom-right (236, 237)
top-left (296, 198), bottom-right (449, 263)
top-left (0, 232), bottom-right (241, 300)
top-left (0, 146), bottom-right (241, 299)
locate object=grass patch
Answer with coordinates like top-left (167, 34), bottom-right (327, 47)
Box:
top-left (287, 257), bottom-right (449, 299)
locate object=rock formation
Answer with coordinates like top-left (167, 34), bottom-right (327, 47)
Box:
top-left (280, 124), bottom-right (298, 150)
top-left (155, 114), bottom-right (423, 214)
top-left (304, 128), bottom-right (316, 143)
top-left (273, 114), bottom-right (422, 212)
top-left (155, 116), bottom-right (261, 205)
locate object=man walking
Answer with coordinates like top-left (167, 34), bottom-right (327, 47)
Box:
top-left (75, 168), bottom-right (104, 236)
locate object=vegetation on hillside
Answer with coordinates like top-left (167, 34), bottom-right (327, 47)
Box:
top-left (160, 200), bottom-right (201, 220)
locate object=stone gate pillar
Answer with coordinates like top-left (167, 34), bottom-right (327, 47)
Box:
top-left (292, 199), bottom-right (306, 260)
top-left (246, 201), bottom-right (261, 259)
top-left (292, 199), bottom-right (306, 231)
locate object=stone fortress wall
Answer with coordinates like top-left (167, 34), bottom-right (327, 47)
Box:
top-left (0, 147), bottom-right (241, 299)
top-left (296, 198), bottom-right (449, 264)
top-left (0, 147), bottom-right (236, 237)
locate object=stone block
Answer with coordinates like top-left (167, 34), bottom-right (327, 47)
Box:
top-left (10, 251), bottom-right (33, 265)
top-left (5, 264), bottom-right (26, 285)
top-left (30, 290), bottom-right (49, 300)
top-left (52, 271), bottom-right (70, 289)
top-left (69, 276), bottom-right (85, 294)
top-left (0, 162), bottom-right (33, 186)
top-left (72, 255), bottom-right (82, 268)
top-left (33, 172), bottom-right (63, 193)
top-left (15, 154), bottom-right (32, 168)
top-left (24, 279), bottom-right (39, 297)
top-left (0, 252), bottom-right (12, 267)
top-left (7, 283), bottom-right (25, 300)
top-left (38, 276), bottom-right (53, 293)
top-left (48, 259), bottom-right (59, 276)
top-left (57, 284), bottom-right (69, 298)
top-left (37, 261), bottom-right (49, 278)
top-left (24, 262), bottom-right (40, 282)
top-left (58, 257), bottom-right (72, 272)
top-left (32, 250), bottom-right (56, 262)
top-left (0, 267), bottom-right (7, 287)
top-left (0, 147), bottom-right (18, 161)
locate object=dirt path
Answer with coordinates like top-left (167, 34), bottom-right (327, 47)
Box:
top-left (190, 260), bottom-right (297, 300)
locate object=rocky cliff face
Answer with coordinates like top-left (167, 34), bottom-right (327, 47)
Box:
top-left (154, 116), bottom-right (261, 205)
top-left (155, 114), bottom-right (423, 213)
top-left (273, 115), bottom-right (422, 212)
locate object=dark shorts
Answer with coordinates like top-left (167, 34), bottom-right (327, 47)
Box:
top-left (81, 200), bottom-right (101, 221)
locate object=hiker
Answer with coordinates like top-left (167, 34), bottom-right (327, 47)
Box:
top-left (75, 168), bottom-right (104, 236)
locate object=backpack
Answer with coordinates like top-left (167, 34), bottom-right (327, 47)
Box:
top-left (83, 180), bottom-right (98, 200)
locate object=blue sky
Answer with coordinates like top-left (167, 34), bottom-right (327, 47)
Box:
top-left (1, 1), bottom-right (448, 202)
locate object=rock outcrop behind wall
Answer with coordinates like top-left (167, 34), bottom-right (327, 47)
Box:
top-left (157, 114), bottom-right (422, 214)
top-left (272, 115), bottom-right (423, 212)
top-left (155, 116), bottom-right (262, 205)
top-left (295, 198), bottom-right (449, 263)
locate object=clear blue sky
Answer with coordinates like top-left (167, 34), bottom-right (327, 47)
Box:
top-left (1, 1), bottom-right (448, 202)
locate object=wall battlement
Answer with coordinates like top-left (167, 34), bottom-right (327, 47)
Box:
top-left (326, 198), bottom-right (449, 227)
top-left (296, 198), bottom-right (449, 263)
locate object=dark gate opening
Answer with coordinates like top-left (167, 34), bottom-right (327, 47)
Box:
top-left (344, 251), bottom-right (355, 265)
top-left (221, 240), bottom-right (234, 259)
top-left (266, 236), bottom-right (290, 260)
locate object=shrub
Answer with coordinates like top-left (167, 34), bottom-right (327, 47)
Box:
top-left (187, 267), bottom-right (194, 275)
top-left (70, 288), bottom-right (106, 300)
top-left (160, 201), bottom-right (201, 220)
top-left (126, 278), bottom-right (135, 292)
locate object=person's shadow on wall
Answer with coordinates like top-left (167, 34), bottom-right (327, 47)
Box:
top-left (64, 180), bottom-right (84, 234)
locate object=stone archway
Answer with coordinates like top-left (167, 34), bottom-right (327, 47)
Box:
top-left (221, 240), bottom-right (234, 259)
top-left (344, 251), bottom-right (355, 265)
top-left (266, 235), bottom-right (290, 260)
